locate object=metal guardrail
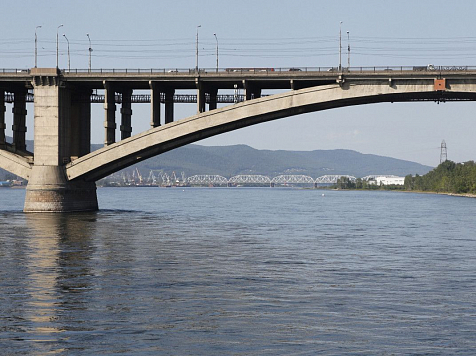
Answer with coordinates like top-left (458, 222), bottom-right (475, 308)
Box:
top-left (2, 66), bottom-right (476, 75)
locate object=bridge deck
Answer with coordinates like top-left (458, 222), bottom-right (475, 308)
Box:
top-left (3, 66), bottom-right (476, 91)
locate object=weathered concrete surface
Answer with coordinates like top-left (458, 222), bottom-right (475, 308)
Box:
top-left (66, 78), bottom-right (476, 182)
top-left (33, 85), bottom-right (64, 165)
top-left (23, 70), bottom-right (97, 212)
top-left (0, 149), bottom-right (32, 179)
top-left (24, 166), bottom-right (97, 212)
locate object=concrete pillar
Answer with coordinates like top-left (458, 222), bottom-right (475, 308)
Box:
top-left (164, 89), bottom-right (175, 124)
top-left (0, 89), bottom-right (5, 148)
top-left (70, 90), bottom-right (91, 158)
top-left (103, 81), bottom-right (116, 146)
top-left (31, 82), bottom-right (69, 166)
top-left (12, 89), bottom-right (27, 151)
top-left (24, 68), bottom-right (98, 213)
top-left (243, 80), bottom-right (261, 101)
top-left (120, 88), bottom-right (133, 140)
top-left (149, 81), bottom-right (161, 128)
top-left (243, 80), bottom-right (252, 100)
top-left (208, 88), bottom-right (218, 111)
top-left (196, 80), bottom-right (206, 113)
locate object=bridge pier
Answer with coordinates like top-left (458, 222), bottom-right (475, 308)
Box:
top-left (24, 166), bottom-right (98, 212)
top-left (149, 81), bottom-right (161, 128)
top-left (104, 81), bottom-right (116, 146)
top-left (70, 89), bottom-right (92, 158)
top-left (0, 89), bottom-right (5, 148)
top-left (12, 88), bottom-right (27, 151)
top-left (120, 88), bottom-right (133, 140)
top-left (208, 88), bottom-right (218, 111)
top-left (196, 80), bottom-right (206, 113)
top-left (243, 80), bottom-right (261, 100)
top-left (24, 68), bottom-right (98, 213)
top-left (164, 89), bottom-right (174, 124)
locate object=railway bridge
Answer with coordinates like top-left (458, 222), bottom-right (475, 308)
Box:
top-left (1, 66), bottom-right (476, 212)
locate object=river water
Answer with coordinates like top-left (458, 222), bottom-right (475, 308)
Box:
top-left (1, 187), bottom-right (476, 355)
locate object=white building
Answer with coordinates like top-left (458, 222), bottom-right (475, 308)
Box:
top-left (370, 176), bottom-right (405, 186)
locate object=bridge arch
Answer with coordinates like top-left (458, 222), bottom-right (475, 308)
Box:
top-left (66, 80), bottom-right (476, 182)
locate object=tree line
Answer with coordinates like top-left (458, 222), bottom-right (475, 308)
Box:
top-left (404, 160), bottom-right (476, 194)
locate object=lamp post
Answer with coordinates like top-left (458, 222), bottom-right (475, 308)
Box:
top-left (87, 33), bottom-right (92, 72)
top-left (63, 34), bottom-right (70, 71)
top-left (196, 25), bottom-right (201, 73)
top-left (339, 21), bottom-right (342, 71)
top-left (56, 24), bottom-right (63, 68)
top-left (214, 33), bottom-right (218, 72)
top-left (347, 30), bottom-right (350, 70)
top-left (35, 25), bottom-right (41, 68)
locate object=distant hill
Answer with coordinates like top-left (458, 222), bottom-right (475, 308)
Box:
top-left (128, 144), bottom-right (433, 178)
top-left (1, 137), bottom-right (432, 180)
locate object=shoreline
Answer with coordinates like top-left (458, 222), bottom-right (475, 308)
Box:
top-left (397, 190), bottom-right (476, 199)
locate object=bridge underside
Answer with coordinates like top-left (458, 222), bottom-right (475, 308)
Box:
top-left (66, 82), bottom-right (476, 184)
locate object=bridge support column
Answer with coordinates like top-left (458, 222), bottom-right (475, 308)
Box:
top-left (70, 90), bottom-right (92, 158)
top-left (104, 81), bottom-right (116, 146)
top-left (24, 69), bottom-right (98, 213)
top-left (243, 80), bottom-right (261, 100)
top-left (164, 89), bottom-right (174, 124)
top-left (12, 89), bottom-right (27, 151)
top-left (208, 88), bottom-right (218, 111)
top-left (196, 80), bottom-right (206, 113)
top-left (149, 81), bottom-right (161, 128)
top-left (0, 89), bottom-right (5, 148)
top-left (120, 88), bottom-right (133, 140)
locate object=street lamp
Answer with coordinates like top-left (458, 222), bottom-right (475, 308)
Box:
top-left (63, 34), bottom-right (70, 71)
top-left (87, 33), bottom-right (92, 72)
top-left (35, 26), bottom-right (41, 68)
top-left (196, 25), bottom-right (201, 72)
top-left (347, 30), bottom-right (350, 70)
top-left (214, 33), bottom-right (218, 72)
top-left (56, 24), bottom-right (63, 68)
top-left (339, 21), bottom-right (342, 71)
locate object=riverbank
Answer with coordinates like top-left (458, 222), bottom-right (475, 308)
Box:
top-left (399, 189), bottom-right (476, 199)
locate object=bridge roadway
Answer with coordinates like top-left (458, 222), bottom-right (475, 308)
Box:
top-left (1, 66), bottom-right (476, 212)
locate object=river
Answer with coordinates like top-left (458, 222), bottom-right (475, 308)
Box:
top-left (1, 187), bottom-right (476, 355)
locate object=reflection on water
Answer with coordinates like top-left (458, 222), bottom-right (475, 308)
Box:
top-left (17, 214), bottom-right (96, 353)
top-left (1, 188), bottom-right (476, 355)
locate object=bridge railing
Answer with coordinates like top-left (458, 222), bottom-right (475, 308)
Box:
top-left (3, 66), bottom-right (476, 75)
top-left (58, 65), bottom-right (476, 74)
top-left (1, 69), bottom-right (31, 74)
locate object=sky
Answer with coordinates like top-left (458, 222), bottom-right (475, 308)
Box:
top-left (2, 0), bottom-right (476, 167)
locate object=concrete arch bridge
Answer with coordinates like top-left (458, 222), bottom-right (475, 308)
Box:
top-left (1, 66), bottom-right (476, 211)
